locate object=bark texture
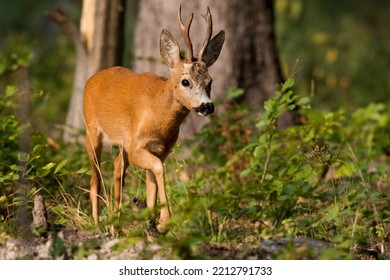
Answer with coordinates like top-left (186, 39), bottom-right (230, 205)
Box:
top-left (48, 0), bottom-right (126, 142)
top-left (14, 67), bottom-right (33, 240)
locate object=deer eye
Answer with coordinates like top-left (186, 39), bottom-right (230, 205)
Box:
top-left (181, 79), bottom-right (190, 87)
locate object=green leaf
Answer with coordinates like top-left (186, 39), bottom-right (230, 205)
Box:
top-left (282, 78), bottom-right (294, 92)
top-left (52, 205), bottom-right (65, 215)
top-left (226, 87), bottom-right (245, 100)
top-left (334, 163), bottom-right (357, 178)
top-left (257, 134), bottom-right (269, 144)
top-left (0, 172), bottom-right (20, 182)
top-left (10, 164), bottom-right (24, 171)
top-left (28, 186), bottom-right (37, 196)
top-left (282, 184), bottom-right (297, 195)
top-left (5, 85), bottom-right (17, 97)
top-left (54, 159), bottom-right (67, 174)
top-left (32, 144), bottom-right (45, 154)
top-left (17, 152), bottom-right (30, 162)
top-left (256, 119), bottom-right (271, 128)
top-left (253, 146), bottom-right (263, 158)
top-left (323, 204), bottom-right (339, 222)
top-left (76, 167), bottom-right (89, 174)
top-left (35, 162), bottom-right (56, 177)
top-left (240, 168), bottom-right (252, 178)
top-left (287, 104), bottom-right (297, 110)
top-left (42, 162), bottom-right (56, 170)
top-left (37, 169), bottom-right (50, 177)
top-left (298, 97), bottom-right (311, 106)
top-left (264, 99), bottom-right (276, 113)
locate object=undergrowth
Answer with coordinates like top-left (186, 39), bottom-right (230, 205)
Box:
top-left (0, 74), bottom-right (389, 259)
top-left (167, 78), bottom-right (389, 259)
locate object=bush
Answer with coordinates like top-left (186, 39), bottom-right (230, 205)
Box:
top-left (169, 77), bottom-right (389, 259)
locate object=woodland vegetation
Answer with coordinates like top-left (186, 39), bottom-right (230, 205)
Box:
top-left (0, 0), bottom-right (389, 259)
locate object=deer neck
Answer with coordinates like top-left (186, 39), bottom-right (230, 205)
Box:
top-left (163, 78), bottom-right (190, 122)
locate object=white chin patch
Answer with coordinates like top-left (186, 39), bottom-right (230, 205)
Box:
top-left (197, 112), bottom-right (208, 117)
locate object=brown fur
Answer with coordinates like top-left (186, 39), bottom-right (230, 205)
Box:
top-left (83, 7), bottom-right (225, 231)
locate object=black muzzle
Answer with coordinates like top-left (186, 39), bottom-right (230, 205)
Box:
top-left (194, 102), bottom-right (215, 116)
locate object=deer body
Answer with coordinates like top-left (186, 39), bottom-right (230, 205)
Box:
top-left (84, 7), bottom-right (225, 230)
top-left (85, 67), bottom-right (188, 154)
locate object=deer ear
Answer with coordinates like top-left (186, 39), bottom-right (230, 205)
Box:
top-left (203, 30), bottom-right (225, 67)
top-left (160, 29), bottom-right (181, 68)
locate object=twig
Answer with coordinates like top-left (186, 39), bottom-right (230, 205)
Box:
top-left (45, 5), bottom-right (86, 55)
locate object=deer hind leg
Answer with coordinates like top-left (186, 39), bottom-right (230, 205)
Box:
top-left (113, 148), bottom-right (129, 216)
top-left (86, 128), bottom-right (103, 225)
top-left (129, 149), bottom-right (171, 231)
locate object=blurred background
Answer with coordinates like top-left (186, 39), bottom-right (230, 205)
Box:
top-left (1, 0), bottom-right (389, 140)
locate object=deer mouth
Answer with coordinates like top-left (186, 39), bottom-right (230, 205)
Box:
top-left (193, 102), bottom-right (215, 116)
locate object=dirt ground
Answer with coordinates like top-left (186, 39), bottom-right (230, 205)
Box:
top-left (1, 195), bottom-right (387, 260)
top-left (0, 223), bottom-right (338, 260)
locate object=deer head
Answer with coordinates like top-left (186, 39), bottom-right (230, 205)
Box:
top-left (160, 6), bottom-right (225, 116)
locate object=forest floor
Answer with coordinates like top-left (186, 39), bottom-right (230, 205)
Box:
top-left (1, 196), bottom-right (387, 260)
top-left (0, 194), bottom-right (332, 260)
top-left (0, 224), bottom-right (335, 260)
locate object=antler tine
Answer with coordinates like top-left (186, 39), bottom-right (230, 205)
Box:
top-left (177, 6), bottom-right (194, 61)
top-left (198, 6), bottom-right (213, 62)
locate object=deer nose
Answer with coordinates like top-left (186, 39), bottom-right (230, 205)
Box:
top-left (194, 102), bottom-right (215, 116)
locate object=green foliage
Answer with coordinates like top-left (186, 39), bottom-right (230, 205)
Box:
top-left (0, 43), bottom-right (33, 77)
top-left (0, 86), bottom-right (20, 176)
top-left (168, 77), bottom-right (389, 259)
top-left (0, 73), bottom-right (93, 233)
top-left (0, 0), bottom-right (77, 131)
top-left (275, 0), bottom-right (390, 109)
top-left (0, 86), bottom-right (68, 186)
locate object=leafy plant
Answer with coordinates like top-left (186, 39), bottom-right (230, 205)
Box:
top-left (168, 77), bottom-right (389, 259)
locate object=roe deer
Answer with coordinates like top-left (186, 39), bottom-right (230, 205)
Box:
top-left (83, 6), bottom-right (225, 231)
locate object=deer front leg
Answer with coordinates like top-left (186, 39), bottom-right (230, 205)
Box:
top-left (145, 170), bottom-right (159, 233)
top-left (113, 149), bottom-right (129, 217)
top-left (146, 170), bottom-right (157, 214)
top-left (129, 149), bottom-right (171, 230)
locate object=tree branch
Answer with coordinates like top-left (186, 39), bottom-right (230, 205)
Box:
top-left (46, 5), bottom-right (86, 55)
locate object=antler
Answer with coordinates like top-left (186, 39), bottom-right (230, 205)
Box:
top-left (197, 7), bottom-right (213, 62)
top-left (177, 6), bottom-right (194, 62)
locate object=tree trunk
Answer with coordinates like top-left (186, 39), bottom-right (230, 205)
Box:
top-left (48, 0), bottom-right (126, 143)
top-left (230, 0), bottom-right (283, 107)
top-left (14, 67), bottom-right (33, 240)
top-left (133, 0), bottom-right (293, 138)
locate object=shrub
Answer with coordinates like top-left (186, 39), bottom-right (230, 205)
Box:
top-left (169, 77), bottom-right (389, 259)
